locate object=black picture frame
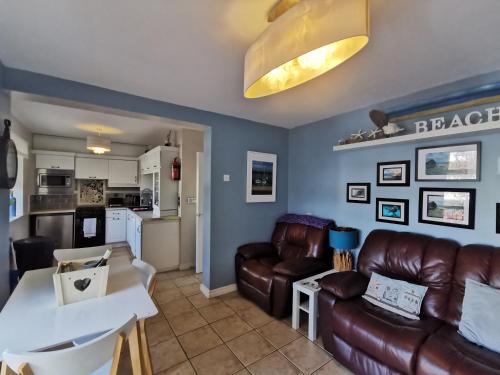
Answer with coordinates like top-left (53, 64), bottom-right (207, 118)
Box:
top-left (497, 203), bottom-right (500, 234)
top-left (418, 188), bottom-right (476, 229)
top-left (415, 142), bottom-right (481, 181)
top-left (346, 183), bottom-right (371, 204)
top-left (377, 160), bottom-right (410, 187)
top-left (376, 198), bottom-right (409, 225)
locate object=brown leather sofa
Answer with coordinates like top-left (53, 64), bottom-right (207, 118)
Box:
top-left (235, 216), bottom-right (333, 318)
top-left (318, 229), bottom-right (500, 375)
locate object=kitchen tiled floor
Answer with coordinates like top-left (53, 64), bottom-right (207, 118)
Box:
top-left (119, 268), bottom-right (353, 375)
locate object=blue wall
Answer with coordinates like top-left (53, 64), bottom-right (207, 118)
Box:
top-left (289, 71), bottom-right (500, 257)
top-left (2, 66), bottom-right (288, 290)
top-left (0, 61), bottom-right (11, 306)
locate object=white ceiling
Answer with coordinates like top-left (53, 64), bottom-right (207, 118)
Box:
top-left (11, 93), bottom-right (199, 145)
top-left (1, 0), bottom-right (500, 128)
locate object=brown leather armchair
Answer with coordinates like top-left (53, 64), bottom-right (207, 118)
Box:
top-left (318, 229), bottom-right (500, 375)
top-left (235, 215), bottom-right (333, 318)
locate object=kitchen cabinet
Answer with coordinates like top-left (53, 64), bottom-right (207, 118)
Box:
top-left (126, 211), bottom-right (136, 255)
top-left (105, 208), bottom-right (126, 244)
top-left (134, 218), bottom-right (142, 260)
top-left (142, 219), bottom-right (180, 271)
top-left (108, 159), bottom-right (138, 187)
top-left (75, 157), bottom-right (109, 179)
top-left (139, 148), bottom-right (161, 175)
top-left (35, 154), bottom-right (75, 170)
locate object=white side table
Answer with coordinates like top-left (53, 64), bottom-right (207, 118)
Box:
top-left (292, 269), bottom-right (338, 341)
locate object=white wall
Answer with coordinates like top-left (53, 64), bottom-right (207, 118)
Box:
top-left (33, 134), bottom-right (147, 157)
top-left (179, 129), bottom-right (203, 269)
top-left (9, 118), bottom-right (34, 241)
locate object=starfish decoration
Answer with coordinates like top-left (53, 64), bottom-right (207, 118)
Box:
top-left (350, 129), bottom-right (367, 140)
top-left (368, 129), bottom-right (383, 139)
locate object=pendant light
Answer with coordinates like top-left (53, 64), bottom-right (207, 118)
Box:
top-left (244, 0), bottom-right (370, 98)
top-left (86, 134), bottom-right (111, 154)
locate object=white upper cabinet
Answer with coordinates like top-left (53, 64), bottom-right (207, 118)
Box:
top-left (75, 157), bottom-right (109, 179)
top-left (36, 154), bottom-right (75, 170)
top-left (108, 159), bottom-right (138, 187)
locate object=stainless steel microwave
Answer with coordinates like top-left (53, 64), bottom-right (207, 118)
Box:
top-left (36, 169), bottom-right (74, 195)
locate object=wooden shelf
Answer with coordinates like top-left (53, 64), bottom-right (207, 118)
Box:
top-left (332, 120), bottom-right (500, 152)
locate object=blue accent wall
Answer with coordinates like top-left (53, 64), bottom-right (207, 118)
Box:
top-left (289, 71), bottom-right (500, 257)
top-left (0, 60), bottom-right (11, 307)
top-left (3, 66), bottom-right (289, 290)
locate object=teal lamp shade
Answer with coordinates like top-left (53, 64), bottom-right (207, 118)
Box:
top-left (329, 228), bottom-right (359, 250)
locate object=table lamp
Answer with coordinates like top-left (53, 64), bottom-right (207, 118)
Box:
top-left (329, 227), bottom-right (359, 271)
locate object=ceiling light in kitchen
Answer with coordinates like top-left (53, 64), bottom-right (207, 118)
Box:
top-left (87, 135), bottom-right (111, 154)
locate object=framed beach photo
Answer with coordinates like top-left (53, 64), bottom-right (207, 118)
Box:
top-left (346, 183), bottom-right (371, 204)
top-left (418, 188), bottom-right (476, 229)
top-left (376, 198), bottom-right (409, 225)
top-left (415, 142), bottom-right (480, 181)
top-left (246, 151), bottom-right (277, 203)
top-left (377, 161), bottom-right (410, 186)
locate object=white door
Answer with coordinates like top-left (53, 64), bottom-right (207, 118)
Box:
top-left (195, 152), bottom-right (204, 274)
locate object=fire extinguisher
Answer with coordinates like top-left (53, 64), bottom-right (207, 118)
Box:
top-left (171, 157), bottom-right (181, 180)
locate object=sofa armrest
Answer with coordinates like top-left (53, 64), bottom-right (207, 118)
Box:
top-left (273, 258), bottom-right (329, 278)
top-left (237, 243), bottom-right (277, 260)
top-left (318, 271), bottom-right (369, 300)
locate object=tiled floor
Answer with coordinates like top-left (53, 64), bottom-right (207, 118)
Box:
top-left (120, 268), bottom-right (353, 375)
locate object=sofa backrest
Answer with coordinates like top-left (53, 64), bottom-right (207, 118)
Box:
top-left (357, 229), bottom-right (459, 320)
top-left (271, 222), bottom-right (330, 261)
top-left (445, 244), bottom-right (500, 327)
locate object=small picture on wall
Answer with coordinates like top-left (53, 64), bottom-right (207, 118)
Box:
top-left (376, 198), bottom-right (409, 225)
top-left (497, 203), bottom-right (500, 234)
top-left (377, 161), bottom-right (410, 186)
top-left (415, 142), bottom-right (480, 181)
top-left (246, 151), bottom-right (277, 203)
top-left (346, 183), bottom-right (370, 204)
top-left (418, 188), bottom-right (475, 229)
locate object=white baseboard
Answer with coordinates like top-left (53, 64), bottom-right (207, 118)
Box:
top-left (179, 262), bottom-right (195, 271)
top-left (200, 283), bottom-right (237, 298)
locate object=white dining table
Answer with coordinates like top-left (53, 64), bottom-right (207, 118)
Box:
top-left (0, 254), bottom-right (158, 373)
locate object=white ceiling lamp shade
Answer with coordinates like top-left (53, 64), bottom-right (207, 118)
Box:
top-left (86, 135), bottom-right (111, 154)
top-left (244, 0), bottom-right (370, 99)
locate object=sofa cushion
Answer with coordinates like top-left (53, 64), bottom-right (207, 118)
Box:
top-left (363, 272), bottom-right (428, 320)
top-left (446, 244), bottom-right (500, 326)
top-left (258, 256), bottom-right (280, 268)
top-left (458, 279), bottom-right (500, 353)
top-left (330, 297), bottom-right (442, 374)
top-left (357, 230), bottom-right (459, 321)
top-left (416, 325), bottom-right (500, 375)
top-left (319, 271), bottom-right (369, 300)
top-left (239, 259), bottom-right (274, 296)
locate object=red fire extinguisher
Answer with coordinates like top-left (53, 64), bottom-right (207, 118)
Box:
top-left (171, 157), bottom-right (181, 180)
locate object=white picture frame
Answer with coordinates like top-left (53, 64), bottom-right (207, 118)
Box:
top-left (246, 151), bottom-right (277, 203)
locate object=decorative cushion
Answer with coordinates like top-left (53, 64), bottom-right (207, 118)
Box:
top-left (362, 272), bottom-right (428, 320)
top-left (458, 279), bottom-right (500, 354)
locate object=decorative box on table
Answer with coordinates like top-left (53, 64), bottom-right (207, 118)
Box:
top-left (53, 256), bottom-right (109, 306)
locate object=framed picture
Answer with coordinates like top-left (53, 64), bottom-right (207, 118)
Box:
top-left (246, 151), bottom-right (277, 203)
top-left (376, 198), bottom-right (409, 225)
top-left (346, 183), bottom-right (370, 204)
top-left (377, 161), bottom-right (410, 186)
top-left (497, 203), bottom-right (500, 234)
top-left (415, 142), bottom-right (480, 181)
top-left (418, 188), bottom-right (476, 229)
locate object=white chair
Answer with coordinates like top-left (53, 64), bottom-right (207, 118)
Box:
top-left (132, 258), bottom-right (157, 294)
top-left (1, 314), bottom-right (136, 375)
top-left (53, 245), bottom-right (110, 263)
top-left (131, 258), bottom-right (157, 375)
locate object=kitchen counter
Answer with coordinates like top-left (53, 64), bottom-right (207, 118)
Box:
top-left (129, 209), bottom-right (180, 222)
top-left (29, 209), bottom-right (76, 215)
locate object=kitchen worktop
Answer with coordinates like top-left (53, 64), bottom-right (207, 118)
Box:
top-left (29, 208), bottom-right (76, 215)
top-left (127, 208), bottom-right (180, 222)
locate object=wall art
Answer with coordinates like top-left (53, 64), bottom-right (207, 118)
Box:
top-left (346, 183), bottom-right (370, 204)
top-left (246, 151), bottom-right (277, 203)
top-left (376, 198), bottom-right (409, 225)
top-left (377, 160), bottom-right (410, 186)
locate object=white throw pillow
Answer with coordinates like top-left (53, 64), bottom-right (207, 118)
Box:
top-left (362, 272), bottom-right (428, 320)
top-left (459, 279), bottom-right (500, 354)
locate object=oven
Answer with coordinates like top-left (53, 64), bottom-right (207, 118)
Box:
top-left (36, 169), bottom-right (74, 195)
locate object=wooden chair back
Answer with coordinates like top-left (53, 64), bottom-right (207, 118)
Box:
top-left (1, 315), bottom-right (136, 375)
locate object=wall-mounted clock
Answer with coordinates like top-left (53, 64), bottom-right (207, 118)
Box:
top-left (0, 119), bottom-right (18, 189)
